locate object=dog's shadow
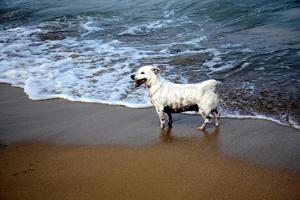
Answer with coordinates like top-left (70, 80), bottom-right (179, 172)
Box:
top-left (159, 125), bottom-right (220, 143)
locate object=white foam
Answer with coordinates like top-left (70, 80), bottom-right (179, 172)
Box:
top-left (289, 119), bottom-right (300, 130)
top-left (118, 19), bottom-right (175, 35)
top-left (221, 111), bottom-right (300, 130)
top-left (182, 110), bottom-right (300, 130)
top-left (118, 11), bottom-right (191, 36)
top-left (0, 20), bottom-right (155, 108)
top-left (241, 81), bottom-right (255, 94)
top-left (181, 36), bottom-right (207, 45)
top-left (241, 48), bottom-right (254, 52)
top-left (80, 16), bottom-right (104, 35)
top-left (210, 61), bottom-right (235, 73)
top-left (202, 48), bottom-right (222, 67)
top-left (164, 10), bottom-right (175, 18)
top-left (221, 43), bottom-right (243, 48)
top-left (158, 36), bottom-right (207, 54)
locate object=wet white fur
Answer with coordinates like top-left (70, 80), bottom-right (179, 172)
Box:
top-left (133, 65), bottom-right (221, 129)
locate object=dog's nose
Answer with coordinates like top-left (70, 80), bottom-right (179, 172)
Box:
top-left (130, 74), bottom-right (135, 80)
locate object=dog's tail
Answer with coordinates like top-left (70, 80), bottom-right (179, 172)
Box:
top-left (200, 79), bottom-right (221, 92)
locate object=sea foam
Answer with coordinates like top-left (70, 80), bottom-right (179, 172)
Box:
top-left (0, 16), bottom-right (218, 109)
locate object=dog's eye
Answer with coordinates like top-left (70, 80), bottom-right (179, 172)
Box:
top-left (141, 72), bottom-right (145, 74)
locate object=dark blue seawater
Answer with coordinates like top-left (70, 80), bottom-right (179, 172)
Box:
top-left (0, 0), bottom-right (299, 128)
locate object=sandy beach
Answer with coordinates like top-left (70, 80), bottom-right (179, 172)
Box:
top-left (0, 83), bottom-right (300, 200)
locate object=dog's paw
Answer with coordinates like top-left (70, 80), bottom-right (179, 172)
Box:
top-left (197, 126), bottom-right (205, 131)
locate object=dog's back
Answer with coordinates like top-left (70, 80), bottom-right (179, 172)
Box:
top-left (198, 79), bottom-right (220, 92)
top-left (157, 79), bottom-right (219, 113)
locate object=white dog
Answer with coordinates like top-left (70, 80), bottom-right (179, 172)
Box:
top-left (131, 65), bottom-right (221, 130)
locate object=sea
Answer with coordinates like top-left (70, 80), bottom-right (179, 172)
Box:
top-left (0, 0), bottom-right (299, 129)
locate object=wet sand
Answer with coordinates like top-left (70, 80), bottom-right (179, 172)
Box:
top-left (0, 83), bottom-right (300, 200)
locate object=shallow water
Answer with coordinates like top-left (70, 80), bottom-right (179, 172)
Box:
top-left (0, 0), bottom-right (299, 128)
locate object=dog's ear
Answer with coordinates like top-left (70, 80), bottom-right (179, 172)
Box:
top-left (151, 67), bottom-right (160, 75)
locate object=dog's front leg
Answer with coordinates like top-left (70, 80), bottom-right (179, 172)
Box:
top-left (197, 112), bottom-right (211, 130)
top-left (155, 107), bottom-right (166, 128)
top-left (167, 112), bottom-right (173, 124)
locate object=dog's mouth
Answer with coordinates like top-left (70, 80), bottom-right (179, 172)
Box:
top-left (135, 78), bottom-right (147, 87)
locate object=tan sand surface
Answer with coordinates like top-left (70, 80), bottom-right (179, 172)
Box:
top-left (0, 83), bottom-right (300, 199)
top-left (1, 141), bottom-right (300, 200)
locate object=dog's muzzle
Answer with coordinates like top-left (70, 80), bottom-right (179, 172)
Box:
top-left (130, 74), bottom-right (146, 87)
top-left (135, 79), bottom-right (147, 87)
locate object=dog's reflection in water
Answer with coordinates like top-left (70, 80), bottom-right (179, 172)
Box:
top-left (159, 126), bottom-right (173, 143)
top-left (159, 125), bottom-right (220, 143)
top-left (199, 127), bottom-right (220, 141)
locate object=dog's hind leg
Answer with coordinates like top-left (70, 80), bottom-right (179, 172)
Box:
top-left (197, 112), bottom-right (211, 130)
top-left (166, 112), bottom-right (173, 126)
top-left (211, 108), bottom-right (220, 127)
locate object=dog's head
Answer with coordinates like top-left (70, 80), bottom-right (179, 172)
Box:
top-left (130, 65), bottom-right (160, 87)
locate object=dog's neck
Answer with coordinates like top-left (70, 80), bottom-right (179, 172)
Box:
top-left (148, 75), bottom-right (165, 97)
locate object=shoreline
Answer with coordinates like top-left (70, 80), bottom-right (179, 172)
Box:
top-left (1, 82), bottom-right (299, 130)
top-left (1, 83), bottom-right (300, 199)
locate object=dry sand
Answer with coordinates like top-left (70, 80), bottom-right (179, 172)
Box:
top-left (0, 83), bottom-right (300, 200)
